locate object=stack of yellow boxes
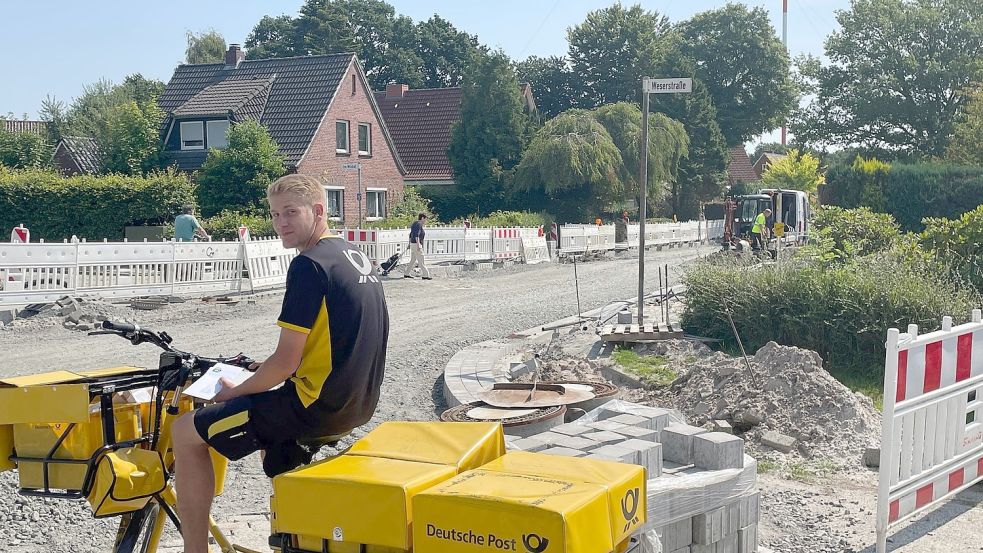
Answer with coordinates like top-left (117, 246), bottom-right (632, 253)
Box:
top-left (270, 423), bottom-right (647, 553)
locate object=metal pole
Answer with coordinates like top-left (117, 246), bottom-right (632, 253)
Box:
top-left (775, 189), bottom-right (783, 262)
top-left (638, 84), bottom-right (650, 326)
top-left (664, 263), bottom-right (670, 323)
top-left (357, 165), bottom-right (363, 228)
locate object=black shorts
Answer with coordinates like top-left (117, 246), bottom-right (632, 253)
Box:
top-left (194, 387), bottom-right (309, 461)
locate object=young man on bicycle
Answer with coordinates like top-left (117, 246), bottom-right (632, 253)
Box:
top-left (172, 174), bottom-right (389, 553)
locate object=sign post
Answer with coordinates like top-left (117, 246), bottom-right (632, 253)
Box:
top-left (342, 162), bottom-right (363, 227)
top-left (638, 78), bottom-right (691, 325)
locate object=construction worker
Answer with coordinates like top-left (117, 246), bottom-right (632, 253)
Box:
top-left (751, 208), bottom-right (772, 251)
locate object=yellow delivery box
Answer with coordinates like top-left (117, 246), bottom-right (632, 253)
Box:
top-left (479, 451), bottom-right (646, 546)
top-left (413, 470), bottom-right (614, 553)
top-left (347, 421), bottom-right (505, 471)
top-left (271, 454), bottom-right (458, 550)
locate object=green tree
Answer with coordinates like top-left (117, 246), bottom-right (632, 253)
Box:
top-left (515, 56), bottom-right (579, 119)
top-left (794, 0), bottom-right (983, 156)
top-left (416, 15), bottom-right (481, 88)
top-left (513, 110), bottom-right (626, 222)
top-left (678, 4), bottom-right (796, 145)
top-left (567, 4), bottom-right (672, 108)
top-left (592, 102), bottom-right (688, 207)
top-left (245, 15), bottom-right (299, 59)
top-left (946, 86), bottom-right (983, 166)
top-left (185, 30), bottom-right (226, 64)
top-left (98, 100), bottom-right (164, 175)
top-left (196, 120), bottom-right (287, 217)
top-left (58, 75), bottom-right (165, 141)
top-left (0, 122), bottom-right (53, 169)
top-left (447, 51), bottom-right (530, 217)
top-left (760, 149), bottom-right (825, 194)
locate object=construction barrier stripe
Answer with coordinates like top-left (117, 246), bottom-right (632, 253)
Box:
top-left (896, 329), bottom-right (983, 402)
top-left (888, 456), bottom-right (983, 523)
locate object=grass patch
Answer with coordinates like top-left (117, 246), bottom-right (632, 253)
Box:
top-left (611, 348), bottom-right (677, 386)
top-left (757, 460), bottom-right (778, 474)
top-left (771, 459), bottom-right (843, 482)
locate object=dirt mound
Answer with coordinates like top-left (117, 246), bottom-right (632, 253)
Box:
top-left (666, 341), bottom-right (881, 464)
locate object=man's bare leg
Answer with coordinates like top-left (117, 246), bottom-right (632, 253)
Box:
top-left (173, 413), bottom-right (216, 553)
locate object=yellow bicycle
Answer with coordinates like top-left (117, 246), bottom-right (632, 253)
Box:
top-left (1, 320), bottom-right (258, 553)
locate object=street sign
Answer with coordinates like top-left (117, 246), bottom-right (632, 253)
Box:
top-left (643, 78), bottom-right (692, 94)
top-left (342, 163), bottom-right (361, 170)
top-left (773, 222), bottom-right (785, 237)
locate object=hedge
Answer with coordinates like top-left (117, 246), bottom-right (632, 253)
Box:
top-left (823, 160), bottom-right (983, 231)
top-left (0, 168), bottom-right (196, 241)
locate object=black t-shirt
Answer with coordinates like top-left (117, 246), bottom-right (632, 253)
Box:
top-left (276, 235), bottom-right (389, 435)
top-left (409, 220), bottom-right (425, 244)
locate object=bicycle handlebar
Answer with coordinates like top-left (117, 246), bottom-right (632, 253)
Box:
top-left (102, 320), bottom-right (138, 333)
top-left (91, 320), bottom-right (256, 370)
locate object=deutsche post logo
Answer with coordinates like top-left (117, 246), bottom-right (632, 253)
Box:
top-left (622, 488), bottom-right (641, 531)
top-left (522, 533), bottom-right (550, 552)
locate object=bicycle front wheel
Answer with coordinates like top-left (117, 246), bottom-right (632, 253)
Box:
top-left (113, 503), bottom-right (162, 553)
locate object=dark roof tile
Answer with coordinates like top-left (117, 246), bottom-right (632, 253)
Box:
top-left (727, 145), bottom-right (760, 184)
top-left (57, 136), bottom-right (101, 174)
top-left (4, 120), bottom-right (47, 135)
top-left (373, 87), bottom-right (462, 180)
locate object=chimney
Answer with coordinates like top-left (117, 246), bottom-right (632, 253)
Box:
top-left (225, 44), bottom-right (245, 68)
top-left (386, 84), bottom-right (409, 98)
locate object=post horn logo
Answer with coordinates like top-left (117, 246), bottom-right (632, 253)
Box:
top-left (622, 487), bottom-right (641, 531)
top-left (522, 533), bottom-right (550, 553)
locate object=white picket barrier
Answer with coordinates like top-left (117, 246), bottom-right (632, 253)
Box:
top-left (491, 228), bottom-right (523, 261)
top-left (241, 237), bottom-right (297, 290)
top-left (559, 226), bottom-right (588, 255)
top-left (464, 228), bottom-right (494, 261)
top-left (342, 228), bottom-right (405, 269)
top-left (0, 239), bottom-right (245, 306)
top-left (422, 227), bottom-right (468, 263)
top-left (518, 228), bottom-right (549, 265)
top-left (876, 310), bottom-right (983, 552)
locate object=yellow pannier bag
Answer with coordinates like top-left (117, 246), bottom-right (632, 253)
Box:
top-left (413, 470), bottom-right (614, 553)
top-left (87, 447), bottom-right (167, 517)
top-left (346, 421), bottom-right (505, 472)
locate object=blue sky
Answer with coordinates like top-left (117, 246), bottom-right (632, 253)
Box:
top-left (1, 0), bottom-right (849, 121)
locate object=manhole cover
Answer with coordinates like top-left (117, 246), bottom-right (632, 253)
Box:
top-left (466, 406), bottom-right (538, 420)
top-left (441, 402), bottom-right (566, 428)
top-left (478, 383), bottom-right (594, 408)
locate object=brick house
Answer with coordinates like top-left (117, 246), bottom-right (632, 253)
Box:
top-left (752, 152), bottom-right (787, 179)
top-left (157, 45), bottom-right (405, 226)
top-left (374, 83), bottom-right (537, 187)
top-left (726, 145), bottom-right (760, 187)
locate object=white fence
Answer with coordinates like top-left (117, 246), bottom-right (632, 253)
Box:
top-left (0, 240), bottom-right (244, 306)
top-left (876, 309), bottom-right (983, 552)
top-left (1, 219), bottom-right (723, 306)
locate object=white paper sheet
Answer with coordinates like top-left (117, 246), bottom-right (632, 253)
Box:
top-left (182, 363), bottom-right (252, 401)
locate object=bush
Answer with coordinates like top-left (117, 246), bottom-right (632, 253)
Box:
top-left (806, 206), bottom-right (901, 262)
top-left (921, 204), bottom-right (983, 291)
top-left (200, 210), bottom-right (275, 240)
top-left (0, 167), bottom-right (196, 240)
top-left (682, 256), bottom-right (980, 369)
top-left (824, 159), bottom-right (983, 231)
top-left (457, 210), bottom-right (549, 228)
top-left (196, 120), bottom-right (286, 217)
top-left (363, 187), bottom-right (436, 229)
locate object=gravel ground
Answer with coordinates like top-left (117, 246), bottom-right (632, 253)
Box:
top-left (1, 244), bottom-right (980, 552)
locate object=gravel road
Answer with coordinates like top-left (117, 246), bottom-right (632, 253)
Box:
top-left (0, 245), bottom-right (980, 552)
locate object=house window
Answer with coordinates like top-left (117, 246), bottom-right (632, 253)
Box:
top-left (366, 189), bottom-right (386, 219)
top-left (180, 121), bottom-right (204, 150)
top-left (358, 123), bottom-right (371, 156)
top-left (336, 120), bottom-right (349, 154)
top-left (324, 187), bottom-right (344, 220)
top-left (206, 120), bottom-right (230, 149)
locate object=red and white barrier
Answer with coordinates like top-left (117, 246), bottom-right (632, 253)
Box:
top-left (492, 228), bottom-right (522, 260)
top-left (876, 310), bottom-right (983, 552)
top-left (10, 225), bottom-right (30, 244)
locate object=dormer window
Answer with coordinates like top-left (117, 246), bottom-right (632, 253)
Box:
top-left (180, 121), bottom-right (204, 150)
top-left (207, 120), bottom-right (230, 149)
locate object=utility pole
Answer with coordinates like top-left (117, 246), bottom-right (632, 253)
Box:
top-left (342, 162), bottom-right (363, 227)
top-left (781, 0), bottom-right (788, 146)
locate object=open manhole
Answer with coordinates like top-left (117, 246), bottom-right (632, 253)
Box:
top-left (477, 383), bottom-right (595, 408)
top-left (554, 381), bottom-right (620, 420)
top-left (441, 402), bottom-right (566, 437)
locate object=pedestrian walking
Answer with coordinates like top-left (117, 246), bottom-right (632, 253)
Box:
top-left (406, 213), bottom-right (432, 280)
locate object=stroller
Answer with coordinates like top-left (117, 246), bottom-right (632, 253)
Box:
top-left (378, 250), bottom-right (406, 276)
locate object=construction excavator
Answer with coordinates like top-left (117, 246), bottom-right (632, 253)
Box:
top-left (721, 188), bottom-right (811, 252)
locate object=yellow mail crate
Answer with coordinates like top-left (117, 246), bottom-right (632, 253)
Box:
top-left (347, 421), bottom-right (505, 471)
top-left (14, 403), bottom-right (142, 490)
top-left (292, 535), bottom-right (407, 553)
top-left (272, 455), bottom-right (458, 550)
top-left (413, 470), bottom-right (614, 553)
top-left (0, 424), bottom-right (13, 472)
top-left (479, 451), bottom-right (647, 546)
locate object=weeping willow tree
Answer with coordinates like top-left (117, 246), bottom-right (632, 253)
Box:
top-left (512, 104), bottom-right (688, 222)
top-left (593, 102), bottom-right (688, 212)
top-left (512, 110), bottom-right (624, 222)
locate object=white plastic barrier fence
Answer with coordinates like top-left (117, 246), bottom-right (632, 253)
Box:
top-left (491, 228), bottom-right (523, 261)
top-left (518, 228), bottom-right (550, 265)
top-left (876, 310), bottom-right (983, 552)
top-left (560, 220), bottom-right (722, 255)
top-left (240, 237), bottom-right (296, 290)
top-left (0, 240), bottom-right (244, 306)
top-left (421, 227), bottom-right (468, 263)
top-left (464, 228), bottom-right (494, 261)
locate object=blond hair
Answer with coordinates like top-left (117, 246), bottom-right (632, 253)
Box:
top-left (267, 174), bottom-right (324, 208)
